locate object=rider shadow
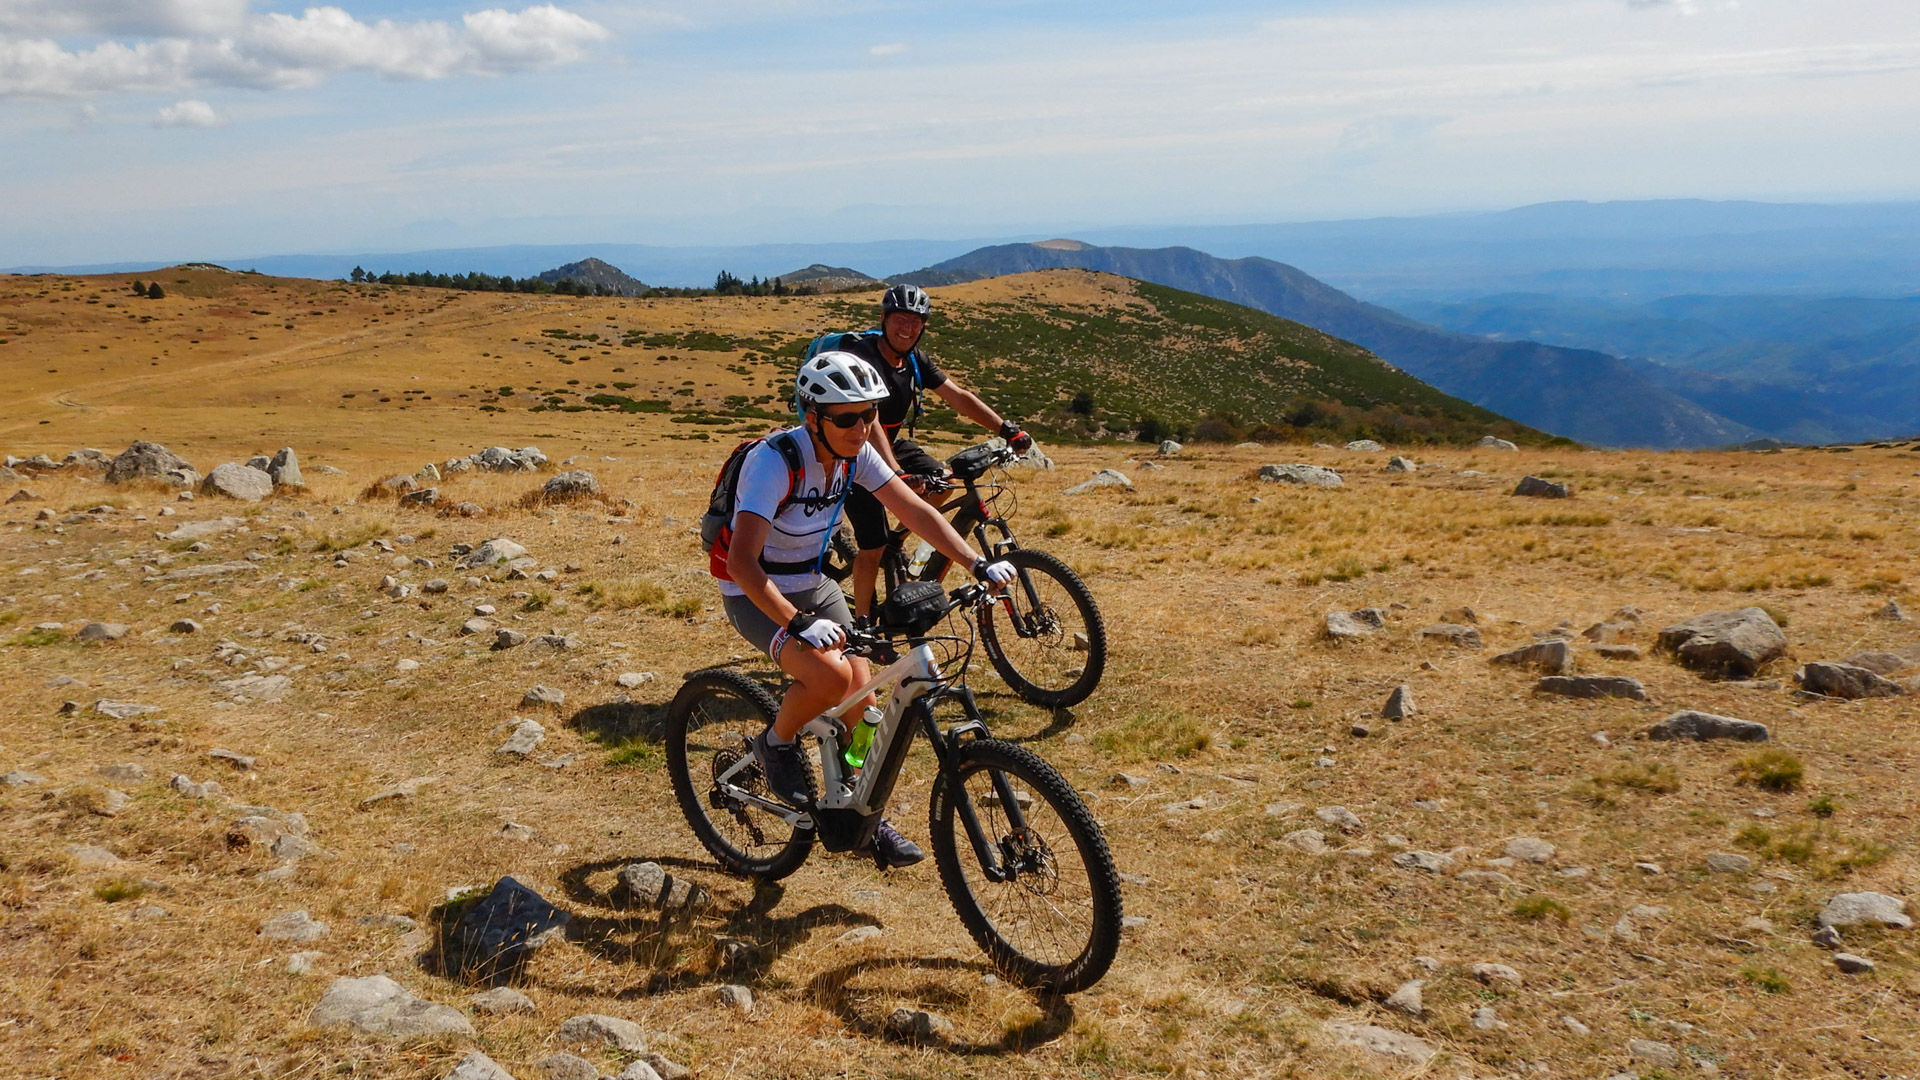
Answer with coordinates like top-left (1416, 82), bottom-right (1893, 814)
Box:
top-left (804, 956), bottom-right (1077, 1055)
top-left (540, 854), bottom-right (876, 998)
top-left (567, 699), bottom-right (670, 744)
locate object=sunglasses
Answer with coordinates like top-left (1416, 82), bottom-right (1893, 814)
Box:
top-left (817, 405), bottom-right (878, 429)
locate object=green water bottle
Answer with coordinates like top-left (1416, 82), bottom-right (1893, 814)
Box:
top-left (843, 706), bottom-right (883, 769)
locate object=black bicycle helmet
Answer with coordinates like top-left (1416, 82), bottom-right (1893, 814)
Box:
top-left (881, 284), bottom-right (931, 318)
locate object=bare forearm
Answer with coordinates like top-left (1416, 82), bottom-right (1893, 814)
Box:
top-left (879, 480), bottom-right (980, 567)
top-left (937, 383), bottom-right (1004, 432)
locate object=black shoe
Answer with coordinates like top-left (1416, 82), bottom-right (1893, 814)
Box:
top-left (870, 819), bottom-right (925, 869)
top-left (751, 729), bottom-right (812, 809)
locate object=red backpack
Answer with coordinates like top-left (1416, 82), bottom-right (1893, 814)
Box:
top-left (701, 428), bottom-right (849, 580)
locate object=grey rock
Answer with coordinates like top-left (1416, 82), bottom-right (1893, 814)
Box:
top-left (716, 984), bottom-right (753, 1014)
top-left (67, 844), bottom-right (122, 866)
top-left (1593, 644), bottom-right (1643, 661)
top-left (246, 455), bottom-right (272, 472)
top-left (460, 538), bottom-right (528, 569)
top-left (2, 770), bottom-right (47, 788)
top-left (1797, 662), bottom-right (1904, 700)
top-left (1813, 926), bottom-right (1843, 949)
top-left (470, 986), bottom-right (537, 1015)
top-left (170, 618), bottom-right (202, 634)
top-left (615, 671), bottom-right (656, 689)
top-left (311, 975), bottom-right (474, 1038)
top-left (1382, 684), bottom-right (1414, 719)
top-left (1477, 435), bottom-right (1519, 451)
top-left (1657, 607), bottom-right (1787, 677)
top-left (359, 776), bottom-right (438, 807)
top-left (1583, 621), bottom-right (1637, 643)
top-left (272, 834), bottom-right (329, 861)
top-left (447, 877), bottom-right (571, 982)
top-left (106, 441), bottom-right (195, 485)
top-left (286, 951), bottom-right (323, 976)
top-left (216, 673), bottom-right (291, 702)
top-left (1384, 456), bottom-right (1416, 473)
top-left (537, 1054), bottom-right (597, 1080)
top-left (1315, 805), bottom-right (1363, 833)
top-left (1470, 1006), bottom-right (1501, 1030)
top-left (162, 516), bottom-right (245, 541)
top-left (422, 578), bottom-right (450, 594)
top-left (615, 1061), bottom-right (669, 1080)
top-left (1472, 962), bottom-right (1522, 987)
top-left (528, 634), bottom-right (581, 652)
top-left (555, 1013), bottom-right (648, 1053)
top-left (1064, 468), bottom-right (1133, 495)
top-left (615, 862), bottom-right (711, 913)
top-left (493, 629), bottom-right (527, 650)
top-left (358, 913), bottom-right (419, 931)
top-left (259, 910), bottom-right (329, 941)
top-left (1505, 837), bottom-right (1555, 863)
top-left (1325, 610), bottom-right (1379, 640)
top-left (1610, 904), bottom-right (1670, 941)
top-left (1875, 600), bottom-right (1907, 621)
top-left (1324, 1022), bottom-right (1437, 1064)
top-left (207, 748), bottom-right (256, 771)
top-left (1456, 870), bottom-right (1514, 887)
top-left (1345, 439), bottom-right (1383, 452)
top-left (1842, 651), bottom-right (1910, 677)
top-left (1535, 675), bottom-right (1647, 700)
top-left (460, 618), bottom-right (493, 636)
top-left (1392, 850), bottom-right (1453, 873)
top-left (398, 488), bottom-right (439, 509)
top-left (1561, 1015), bottom-right (1591, 1036)
top-left (267, 447), bottom-right (304, 487)
top-left (1645, 710), bottom-right (1769, 742)
top-left (95, 762), bottom-right (149, 783)
top-left (1629, 1039), bottom-right (1680, 1070)
top-left (1418, 623), bottom-right (1483, 649)
top-left (497, 719), bottom-right (546, 757)
top-left (1705, 852), bottom-right (1752, 874)
top-left (838, 925), bottom-right (884, 944)
top-left (442, 1052), bottom-right (516, 1080)
top-left (202, 463), bottom-right (275, 502)
top-left (1818, 891), bottom-right (1911, 929)
top-left (1514, 475), bottom-right (1571, 498)
top-left (543, 471), bottom-right (599, 498)
top-left (1158, 439), bottom-right (1183, 456)
top-left (1492, 638), bottom-right (1573, 674)
top-left (887, 1007), bottom-right (955, 1041)
top-left (78, 621), bottom-right (130, 641)
top-left (521, 685), bottom-right (564, 708)
top-left (1258, 463), bottom-right (1343, 487)
top-left (1834, 952), bottom-right (1876, 973)
top-left (1283, 829), bottom-right (1329, 855)
top-left (1384, 979), bottom-right (1425, 1017)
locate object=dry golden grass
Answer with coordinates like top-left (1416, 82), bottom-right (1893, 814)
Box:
top-left (2, 268), bottom-right (1919, 1079)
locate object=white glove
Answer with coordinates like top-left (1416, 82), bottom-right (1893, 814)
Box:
top-left (794, 617), bottom-right (846, 649)
top-left (972, 558), bottom-right (1017, 586)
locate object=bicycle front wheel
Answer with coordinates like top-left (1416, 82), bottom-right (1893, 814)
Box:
top-left (665, 669), bottom-right (815, 880)
top-left (929, 738), bottom-right (1122, 994)
top-left (977, 548), bottom-right (1107, 708)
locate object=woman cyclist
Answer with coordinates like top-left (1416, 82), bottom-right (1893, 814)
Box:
top-left (718, 351), bottom-right (1014, 868)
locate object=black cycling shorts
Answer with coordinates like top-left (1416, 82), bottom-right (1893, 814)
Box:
top-left (846, 439), bottom-right (946, 551)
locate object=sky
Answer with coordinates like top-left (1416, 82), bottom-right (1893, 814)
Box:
top-left (3, 0), bottom-right (1919, 265)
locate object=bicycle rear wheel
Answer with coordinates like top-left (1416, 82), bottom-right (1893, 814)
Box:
top-left (665, 669), bottom-right (815, 880)
top-left (928, 738), bottom-right (1122, 994)
top-left (977, 548), bottom-right (1107, 708)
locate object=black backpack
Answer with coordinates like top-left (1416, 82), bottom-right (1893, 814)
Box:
top-left (701, 428), bottom-right (848, 578)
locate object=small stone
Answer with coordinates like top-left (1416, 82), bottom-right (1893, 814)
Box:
top-left (1392, 851), bottom-right (1453, 873)
top-left (207, 748), bottom-right (256, 771)
top-left (1705, 852), bottom-right (1752, 874)
top-left (615, 861), bottom-right (710, 913)
top-left (555, 1013), bottom-right (648, 1053)
top-left (1324, 1022), bottom-right (1437, 1065)
top-left (1264, 801), bottom-right (1303, 816)
top-left (1834, 952), bottom-right (1875, 973)
top-left (1646, 710), bottom-right (1770, 743)
top-left (1455, 870), bottom-right (1514, 887)
top-left (1384, 979), bottom-right (1425, 1017)
top-left (1382, 684), bottom-right (1414, 719)
top-left (1471, 1006), bottom-right (1501, 1030)
top-left (95, 762), bottom-right (150, 783)
top-left (1561, 1015), bottom-right (1590, 1036)
top-left (537, 1053), bottom-right (599, 1080)
top-left (310, 975), bottom-right (475, 1038)
top-left (1283, 829), bottom-right (1329, 855)
top-left (170, 618), bottom-right (201, 634)
top-left (716, 984), bottom-right (753, 1014)
top-left (1818, 891), bottom-right (1911, 929)
top-left (1505, 837), bottom-right (1555, 863)
top-left (616, 671), bottom-right (656, 688)
top-left (67, 844), bottom-right (123, 867)
top-left (887, 1007), bottom-right (955, 1041)
top-left (1418, 623), bottom-right (1483, 649)
top-left (360, 775), bottom-right (438, 807)
top-left (1316, 805), bottom-right (1363, 833)
top-left (1629, 1039), bottom-right (1681, 1070)
top-left (493, 628), bottom-right (527, 650)
top-left (259, 910), bottom-right (329, 941)
top-left (1350, 723), bottom-right (1371, 738)
top-left (287, 951), bottom-right (323, 975)
top-left (1472, 962), bottom-right (1522, 987)
top-left (1111, 772), bottom-right (1149, 789)
top-left (496, 719), bottom-right (546, 757)
top-left (469, 987), bottom-right (537, 1016)
top-left (1634, 861), bottom-right (1662, 875)
top-left (1535, 674), bottom-right (1647, 700)
top-left (2, 770), bottom-right (47, 788)
top-left (1813, 926), bottom-right (1843, 949)
top-left (838, 925), bottom-right (885, 944)
top-left (443, 1052), bottom-right (517, 1080)
top-left (78, 621), bottom-right (130, 641)
top-left (521, 685), bottom-right (564, 708)
top-left (1514, 475), bottom-right (1571, 498)
top-left (1492, 639), bottom-right (1574, 674)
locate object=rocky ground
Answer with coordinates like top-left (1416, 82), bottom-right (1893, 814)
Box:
top-left (2, 272), bottom-right (1918, 1080)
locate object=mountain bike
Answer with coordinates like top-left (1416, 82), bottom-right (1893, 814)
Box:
top-left (664, 582), bottom-right (1123, 994)
top-left (825, 441), bottom-right (1107, 709)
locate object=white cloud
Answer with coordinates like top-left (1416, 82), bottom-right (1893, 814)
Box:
top-left (0, 2), bottom-right (610, 99)
top-left (155, 97), bottom-right (221, 126)
top-left (868, 41), bottom-right (905, 57)
top-left (0, 0), bottom-right (251, 37)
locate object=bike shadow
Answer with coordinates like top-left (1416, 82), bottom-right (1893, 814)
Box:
top-left (567, 667), bottom-right (785, 745)
top-left (805, 956), bottom-right (1077, 1054)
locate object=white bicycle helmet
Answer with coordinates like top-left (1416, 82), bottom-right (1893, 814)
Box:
top-left (795, 350), bottom-right (889, 411)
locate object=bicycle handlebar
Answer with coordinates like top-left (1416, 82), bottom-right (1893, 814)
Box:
top-left (842, 583), bottom-right (989, 653)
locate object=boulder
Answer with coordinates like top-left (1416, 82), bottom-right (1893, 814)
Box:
top-left (78, 622), bottom-right (130, 642)
top-left (1535, 675), bottom-right (1647, 701)
top-left (1325, 610), bottom-right (1380, 640)
top-left (1382, 684), bottom-right (1414, 719)
top-left (62, 448), bottom-right (113, 473)
top-left (268, 447), bottom-right (304, 487)
top-left (496, 719), bottom-right (546, 757)
top-left (1491, 639), bottom-right (1573, 674)
top-left (1797, 662), bottom-right (1904, 700)
top-left (1324, 1022), bottom-right (1437, 1065)
top-left (1345, 439), bottom-right (1384, 452)
top-left (1064, 469), bottom-right (1132, 495)
top-left (459, 538), bottom-right (527, 569)
top-left (1157, 440), bottom-right (1182, 456)
top-left (1842, 651), bottom-right (1910, 677)
top-left (555, 1013), bottom-right (648, 1053)
top-left (311, 975), bottom-right (474, 1038)
top-left (106, 441), bottom-right (195, 485)
top-left (542, 471), bottom-right (599, 498)
top-left (1645, 710), bottom-right (1769, 742)
top-left (1258, 463), bottom-right (1343, 487)
top-left (1657, 607), bottom-right (1787, 677)
top-left (469, 986), bottom-right (537, 1015)
top-left (1384, 456), bottom-right (1416, 473)
top-left (1818, 892), bottom-right (1911, 929)
top-left (1418, 623), bottom-right (1482, 649)
top-left (1477, 436), bottom-right (1519, 451)
top-left (202, 463), bottom-right (274, 502)
top-left (398, 488), bottom-right (439, 509)
top-left (1514, 475), bottom-right (1571, 498)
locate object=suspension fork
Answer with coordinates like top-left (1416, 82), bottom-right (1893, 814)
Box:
top-left (925, 686), bottom-right (1029, 883)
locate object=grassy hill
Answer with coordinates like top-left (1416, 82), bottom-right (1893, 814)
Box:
top-left (1, 266), bottom-right (1919, 1080)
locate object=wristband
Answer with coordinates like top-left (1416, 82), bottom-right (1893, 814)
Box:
top-left (971, 557), bottom-right (990, 581)
top-left (997, 420), bottom-right (1021, 439)
top-left (785, 609), bottom-right (816, 637)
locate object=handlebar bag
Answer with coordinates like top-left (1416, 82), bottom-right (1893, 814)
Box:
top-left (879, 580), bottom-right (950, 636)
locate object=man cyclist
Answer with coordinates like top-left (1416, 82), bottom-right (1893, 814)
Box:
top-left (720, 350), bottom-right (1015, 869)
top-left (829, 284), bottom-right (1034, 620)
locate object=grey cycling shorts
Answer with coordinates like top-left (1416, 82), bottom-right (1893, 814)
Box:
top-left (722, 577), bottom-right (852, 660)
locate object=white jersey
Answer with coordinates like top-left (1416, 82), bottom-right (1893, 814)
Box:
top-left (720, 429), bottom-right (893, 597)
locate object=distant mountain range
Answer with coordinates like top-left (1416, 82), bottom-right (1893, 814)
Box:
top-left (898, 242), bottom-right (1753, 449)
